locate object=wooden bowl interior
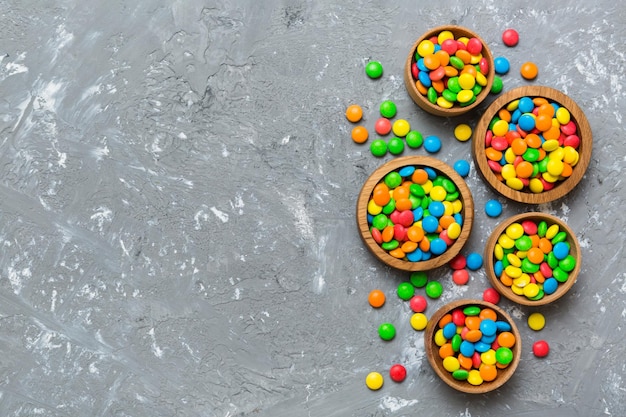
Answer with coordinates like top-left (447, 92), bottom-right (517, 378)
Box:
top-left (356, 156), bottom-right (474, 272)
top-left (484, 212), bottom-right (581, 306)
top-left (472, 86), bottom-right (593, 204)
top-left (404, 25), bottom-right (495, 117)
top-left (424, 299), bottom-right (522, 394)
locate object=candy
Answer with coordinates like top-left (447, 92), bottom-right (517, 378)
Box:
top-left (368, 289), bottom-right (386, 308)
top-left (494, 56), bottom-right (510, 75)
top-left (380, 100), bottom-right (397, 118)
top-left (378, 323), bottom-right (396, 341)
top-left (366, 61), bottom-right (383, 79)
top-left (434, 304), bottom-right (516, 386)
top-left (366, 371), bottom-right (384, 390)
top-left (483, 287), bottom-right (501, 304)
top-left (389, 364), bottom-right (407, 382)
top-left (482, 96), bottom-right (581, 194)
top-left (452, 269), bottom-right (470, 285)
top-left (492, 219), bottom-right (576, 300)
top-left (406, 130), bottom-right (424, 148)
top-left (410, 295), bottom-right (428, 312)
top-left (485, 199), bottom-right (502, 217)
top-left (425, 281), bottom-right (443, 299)
top-left (370, 139), bottom-right (387, 157)
top-left (410, 271), bottom-right (428, 288)
top-left (351, 126), bottom-right (369, 144)
top-left (454, 124), bottom-right (473, 142)
top-left (520, 62), bottom-right (538, 80)
top-left (532, 340), bottom-right (550, 357)
top-left (392, 119), bottom-right (411, 137)
top-left (424, 135), bottom-right (442, 153)
top-left (466, 252), bottom-right (483, 271)
top-left (528, 312), bottom-right (546, 330)
top-left (375, 118), bottom-right (392, 135)
top-left (346, 104), bottom-right (363, 122)
top-left (411, 31), bottom-right (490, 109)
top-left (397, 282), bottom-right (415, 300)
top-left (502, 29), bottom-right (519, 47)
top-left (411, 312), bottom-right (428, 330)
top-left (491, 75), bottom-right (504, 94)
top-left (388, 137), bottom-right (405, 155)
top-left (367, 165), bottom-right (465, 262)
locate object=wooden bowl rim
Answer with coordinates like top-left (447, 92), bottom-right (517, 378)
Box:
top-left (424, 299), bottom-right (522, 394)
top-left (404, 25), bottom-right (495, 117)
top-left (483, 212), bottom-right (581, 306)
top-left (472, 85), bottom-right (593, 204)
top-left (356, 156), bottom-right (474, 272)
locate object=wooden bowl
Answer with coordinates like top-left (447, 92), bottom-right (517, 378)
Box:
top-left (424, 299), bottom-right (521, 394)
top-left (356, 156), bottom-right (474, 271)
top-left (484, 212), bottom-right (581, 306)
top-left (472, 86), bottom-right (593, 204)
top-left (404, 25), bottom-right (495, 117)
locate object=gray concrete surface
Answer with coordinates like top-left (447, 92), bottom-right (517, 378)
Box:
top-left (0, 0), bottom-right (625, 416)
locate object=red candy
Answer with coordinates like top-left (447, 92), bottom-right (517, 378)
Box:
top-left (533, 340), bottom-right (550, 357)
top-left (389, 364), bottom-right (407, 382)
top-left (449, 254), bottom-right (467, 270)
top-left (375, 118), bottom-right (392, 136)
top-left (483, 287), bottom-right (501, 304)
top-left (452, 269), bottom-right (469, 285)
top-left (502, 29), bottom-right (519, 47)
top-left (409, 295), bottom-right (428, 313)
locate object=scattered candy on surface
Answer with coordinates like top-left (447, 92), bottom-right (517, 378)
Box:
top-left (380, 100), bottom-right (397, 118)
top-left (483, 287), bottom-right (501, 304)
top-left (346, 104), bottom-right (363, 122)
top-left (454, 124), bottom-right (473, 142)
top-left (397, 282), bottom-right (415, 300)
top-left (410, 271), bottom-right (428, 288)
top-left (370, 139), bottom-right (388, 157)
top-left (520, 61), bottom-right (538, 80)
top-left (351, 126), bottom-right (369, 144)
top-left (528, 312), bottom-right (546, 331)
top-left (434, 304), bottom-right (516, 386)
top-left (405, 130), bottom-right (424, 149)
top-left (411, 312), bottom-right (428, 330)
top-left (494, 56), bottom-right (510, 75)
top-left (375, 117), bottom-right (392, 135)
top-left (482, 96), bottom-right (581, 194)
top-left (410, 295), bottom-right (428, 312)
top-left (366, 371), bottom-right (384, 390)
top-left (366, 61), bottom-right (384, 79)
top-left (492, 219), bottom-right (576, 301)
top-left (502, 29), bottom-right (519, 47)
top-left (389, 364), bottom-right (407, 382)
top-left (378, 323), bottom-right (396, 341)
top-left (485, 199), bottom-right (503, 217)
top-left (366, 165), bottom-right (465, 263)
top-left (410, 30), bottom-right (491, 109)
top-left (425, 281), bottom-right (443, 299)
top-left (453, 160), bottom-right (471, 178)
top-left (392, 119), bottom-right (411, 137)
top-left (449, 254), bottom-right (467, 270)
top-left (532, 340), bottom-right (550, 357)
top-left (424, 135), bottom-right (442, 153)
top-left (466, 252), bottom-right (484, 271)
top-left (491, 75), bottom-right (504, 94)
top-left (368, 289), bottom-right (386, 308)
top-left (452, 268), bottom-right (470, 285)
top-left (387, 137), bottom-right (405, 155)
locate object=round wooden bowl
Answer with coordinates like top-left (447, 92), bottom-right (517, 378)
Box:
top-left (424, 299), bottom-right (521, 394)
top-left (404, 25), bottom-right (495, 117)
top-left (472, 86), bottom-right (593, 204)
top-left (356, 156), bottom-right (474, 271)
top-left (484, 212), bottom-right (581, 306)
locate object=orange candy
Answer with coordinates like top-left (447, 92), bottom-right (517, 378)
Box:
top-left (520, 61), bottom-right (538, 80)
top-left (368, 289), bottom-right (386, 308)
top-left (395, 198), bottom-right (413, 211)
top-left (345, 104), bottom-right (363, 122)
top-left (439, 343), bottom-right (454, 359)
top-left (515, 161), bottom-right (534, 178)
top-left (511, 138), bottom-right (528, 155)
top-left (479, 308), bottom-right (498, 321)
top-left (351, 126), bottom-right (368, 144)
top-left (479, 364), bottom-right (498, 382)
top-left (527, 247), bottom-right (545, 264)
top-left (438, 313), bottom-right (453, 329)
top-left (411, 169), bottom-right (429, 184)
top-left (407, 225), bottom-right (425, 243)
top-left (465, 329), bottom-right (483, 342)
top-left (496, 331), bottom-right (517, 348)
top-left (372, 183), bottom-right (390, 206)
top-left (465, 316), bottom-right (482, 330)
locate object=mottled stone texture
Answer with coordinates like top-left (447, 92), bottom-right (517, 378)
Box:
top-left (0, 0), bottom-right (624, 416)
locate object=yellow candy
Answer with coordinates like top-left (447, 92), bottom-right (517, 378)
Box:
top-left (542, 139), bottom-right (560, 152)
top-left (457, 89), bottom-right (474, 103)
top-left (422, 180), bottom-right (433, 194)
top-left (512, 273), bottom-right (530, 287)
top-left (430, 185), bottom-right (447, 202)
top-left (556, 107), bottom-right (571, 124)
top-left (452, 200), bottom-right (463, 214)
top-left (434, 329), bottom-right (447, 346)
top-left (549, 147), bottom-right (565, 161)
top-left (528, 312), bottom-right (546, 331)
top-left (437, 30), bottom-right (455, 44)
top-left (523, 283), bottom-right (540, 298)
top-left (547, 159), bottom-right (565, 176)
top-left (501, 164), bottom-right (516, 180)
top-left (498, 234), bottom-right (516, 250)
top-left (454, 124), bottom-right (473, 142)
top-left (492, 119), bottom-right (509, 137)
top-left (469, 53), bottom-right (482, 65)
top-left (494, 243), bottom-right (504, 260)
top-left (458, 73), bottom-right (476, 90)
top-left (529, 178), bottom-right (544, 193)
top-left (410, 313), bottom-right (428, 331)
top-left (563, 146), bottom-right (579, 165)
top-left (505, 265), bottom-right (522, 278)
top-left (392, 119), bottom-right (411, 137)
top-left (505, 223), bottom-right (525, 240)
top-left (443, 356), bottom-right (461, 372)
top-left (366, 372), bottom-right (384, 390)
top-left (467, 369), bottom-right (483, 386)
top-left (506, 177), bottom-right (525, 190)
top-left (504, 148), bottom-right (516, 164)
top-left (506, 253), bottom-right (522, 267)
top-left (511, 284), bottom-right (524, 295)
top-left (545, 224), bottom-right (560, 240)
top-left (417, 40), bottom-right (435, 57)
top-left (542, 172), bottom-right (559, 183)
top-left (437, 97), bottom-right (453, 109)
top-left (480, 349), bottom-right (497, 366)
top-left (367, 199), bottom-right (382, 215)
top-left (476, 72), bottom-right (487, 86)
top-left (443, 201), bottom-right (454, 216)
top-left (506, 99), bottom-right (520, 112)
top-left (447, 222), bottom-right (462, 239)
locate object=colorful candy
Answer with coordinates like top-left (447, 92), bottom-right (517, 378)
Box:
top-left (520, 62), bottom-right (538, 80)
top-left (494, 56), bottom-right (510, 75)
top-left (410, 271), bottom-right (428, 287)
top-left (411, 30), bottom-right (491, 109)
top-left (366, 61), bottom-right (384, 79)
top-left (375, 117), bottom-right (392, 135)
top-left (532, 340), bottom-right (550, 357)
top-left (346, 104), bottom-right (363, 122)
top-left (368, 289), bottom-right (386, 308)
top-left (425, 281), bottom-right (443, 299)
top-left (410, 295), bottom-right (428, 312)
top-left (527, 312), bottom-right (546, 330)
top-left (485, 199), bottom-right (503, 217)
top-left (483, 96), bottom-right (581, 194)
top-left (453, 160), bottom-right (471, 178)
top-left (389, 364), bottom-right (407, 382)
top-left (454, 124), bottom-right (473, 142)
top-left (380, 100), bottom-right (397, 118)
top-left (434, 305), bottom-right (516, 386)
top-left (367, 165), bottom-right (465, 263)
top-left (351, 126), bottom-right (368, 144)
top-left (483, 287), bottom-right (501, 304)
top-left (366, 371), bottom-right (384, 390)
top-left (397, 282), bottom-right (415, 300)
top-left (502, 29), bottom-right (519, 47)
top-left (411, 312), bottom-right (428, 330)
top-left (378, 323), bottom-right (396, 341)
top-left (492, 219), bottom-right (576, 301)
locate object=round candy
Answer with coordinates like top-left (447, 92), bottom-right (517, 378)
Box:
top-left (368, 289), bottom-right (386, 308)
top-left (520, 62), bottom-right (538, 80)
top-left (380, 100), bottom-right (397, 118)
top-left (454, 160), bottom-right (471, 177)
top-left (452, 269), bottom-right (469, 285)
top-left (351, 126), bottom-right (368, 144)
top-left (389, 364), bottom-right (407, 382)
top-left (483, 287), bottom-right (501, 304)
top-left (410, 312), bottom-right (428, 330)
top-left (449, 254), bottom-right (467, 270)
top-left (375, 118), bottom-right (392, 135)
top-left (397, 282), bottom-right (415, 300)
top-left (454, 124), bottom-right (472, 142)
top-left (424, 135), bottom-right (442, 153)
top-left (528, 312), bottom-right (546, 331)
top-left (387, 137), bottom-right (405, 155)
top-left (370, 139), bottom-right (387, 157)
top-left (392, 119), bottom-right (411, 137)
top-left (502, 29), bottom-right (519, 47)
top-left (365, 371), bottom-right (384, 390)
top-left (490, 75), bottom-right (504, 94)
top-left (532, 340), bottom-right (550, 357)
top-left (485, 199), bottom-right (502, 217)
top-left (405, 130), bottom-right (424, 148)
top-left (425, 281), bottom-right (443, 299)
top-left (410, 295), bottom-right (428, 313)
top-left (410, 271), bottom-right (428, 288)
top-left (366, 61), bottom-right (383, 79)
top-left (378, 323), bottom-right (396, 341)
top-left (346, 104), bottom-right (363, 122)
top-left (494, 56), bottom-right (510, 74)
top-left (466, 252), bottom-right (483, 270)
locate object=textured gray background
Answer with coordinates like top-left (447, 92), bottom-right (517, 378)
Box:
top-left (1, 0), bottom-right (625, 416)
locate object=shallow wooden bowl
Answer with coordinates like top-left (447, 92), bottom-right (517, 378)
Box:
top-left (424, 299), bottom-right (521, 394)
top-left (356, 156), bottom-right (474, 272)
top-left (472, 86), bottom-right (593, 204)
top-left (404, 25), bottom-right (495, 117)
top-left (484, 212), bottom-right (581, 306)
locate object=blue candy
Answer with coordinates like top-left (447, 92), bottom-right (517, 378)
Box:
top-left (453, 159), bottom-right (471, 177)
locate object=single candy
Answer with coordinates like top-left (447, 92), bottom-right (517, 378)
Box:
top-left (491, 75), bottom-right (504, 94)
top-left (405, 130), bottom-right (424, 148)
top-left (397, 282), bottom-right (415, 300)
top-left (389, 364), bottom-right (407, 382)
top-left (368, 289), bottom-right (386, 308)
top-left (466, 252), bottom-right (483, 270)
top-left (425, 281), bottom-right (443, 298)
top-left (452, 269), bottom-right (470, 285)
top-left (375, 117), bottom-right (392, 135)
top-left (370, 139), bottom-right (387, 157)
top-left (483, 287), bottom-right (501, 304)
top-left (378, 323), bottom-right (396, 341)
top-left (366, 371), bottom-right (384, 390)
top-left (387, 137), bottom-right (405, 155)
top-left (528, 312), bottom-right (546, 331)
top-left (392, 119), bottom-right (411, 137)
top-left (380, 100), bottom-right (397, 118)
top-left (454, 124), bottom-right (472, 141)
top-left (410, 295), bottom-right (428, 313)
top-left (485, 199), bottom-right (502, 217)
top-left (532, 340), bottom-right (550, 357)
top-left (454, 160), bottom-right (471, 177)
top-left (411, 312), bottom-right (428, 330)
top-left (346, 104), bottom-right (363, 122)
top-left (502, 29), bottom-right (519, 47)
top-left (366, 61), bottom-right (383, 79)
top-left (410, 271), bottom-right (428, 287)
top-left (424, 135), bottom-right (442, 153)
top-left (520, 62), bottom-right (538, 80)
top-left (494, 56), bottom-right (510, 74)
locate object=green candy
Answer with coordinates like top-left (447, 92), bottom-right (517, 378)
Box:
top-left (537, 221), bottom-right (548, 237)
top-left (427, 87), bottom-right (438, 104)
top-left (378, 323), bottom-right (396, 341)
top-left (515, 235), bottom-right (533, 251)
top-left (406, 130), bottom-right (424, 148)
top-left (551, 231), bottom-right (568, 245)
top-left (397, 282), bottom-right (415, 300)
top-left (452, 369), bottom-right (469, 380)
top-left (410, 183), bottom-right (425, 197)
top-left (463, 305), bottom-right (481, 316)
top-left (559, 255), bottom-right (577, 272)
top-left (451, 334), bottom-right (462, 352)
top-left (370, 139), bottom-right (387, 157)
top-left (382, 199), bottom-right (396, 214)
top-left (366, 61), bottom-right (383, 79)
top-left (410, 271), bottom-right (428, 288)
top-left (553, 267), bottom-right (569, 282)
top-left (490, 75), bottom-right (504, 94)
top-left (381, 240), bottom-right (399, 251)
top-left (388, 137), bottom-right (405, 155)
top-left (384, 171), bottom-right (402, 188)
top-left (372, 214), bottom-right (388, 230)
top-left (425, 281), bottom-right (443, 299)
top-left (447, 76), bottom-right (462, 93)
top-left (442, 89), bottom-right (458, 102)
top-left (496, 347), bottom-right (514, 365)
top-left (521, 257), bottom-right (540, 273)
top-left (379, 100), bottom-right (396, 118)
